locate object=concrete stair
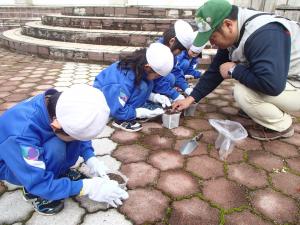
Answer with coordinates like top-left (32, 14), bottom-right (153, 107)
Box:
top-left (0, 6), bottom-right (215, 66)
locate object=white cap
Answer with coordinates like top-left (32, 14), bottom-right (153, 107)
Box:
top-left (146, 42), bottom-right (174, 77)
top-left (174, 20), bottom-right (194, 49)
top-left (189, 32), bottom-right (206, 53)
top-left (56, 84), bottom-right (110, 141)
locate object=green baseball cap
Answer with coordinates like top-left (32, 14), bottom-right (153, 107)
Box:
top-left (193, 0), bottom-right (232, 47)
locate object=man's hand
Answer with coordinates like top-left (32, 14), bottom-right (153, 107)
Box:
top-left (172, 96), bottom-right (195, 111)
top-left (219, 62), bottom-right (236, 79)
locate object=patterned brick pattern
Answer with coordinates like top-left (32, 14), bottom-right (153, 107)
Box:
top-left (0, 48), bottom-right (299, 224)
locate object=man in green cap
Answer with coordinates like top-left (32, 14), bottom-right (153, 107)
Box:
top-left (173, 0), bottom-right (300, 141)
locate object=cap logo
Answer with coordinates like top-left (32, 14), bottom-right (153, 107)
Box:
top-left (196, 17), bottom-right (212, 32)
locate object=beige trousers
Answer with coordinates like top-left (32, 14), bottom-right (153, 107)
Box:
top-left (233, 82), bottom-right (300, 131)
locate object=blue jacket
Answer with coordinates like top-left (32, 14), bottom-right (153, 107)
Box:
top-left (0, 90), bottom-right (94, 200)
top-left (93, 62), bottom-right (153, 121)
top-left (177, 50), bottom-right (201, 78)
top-left (191, 23), bottom-right (291, 101)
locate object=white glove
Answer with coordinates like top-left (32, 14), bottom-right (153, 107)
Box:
top-left (184, 74), bottom-right (194, 79)
top-left (148, 93), bottom-right (171, 108)
top-left (81, 177), bottom-right (129, 208)
top-left (136, 108), bottom-right (164, 119)
top-left (86, 157), bottom-right (109, 178)
top-left (184, 87), bottom-right (193, 96)
top-left (174, 94), bottom-right (185, 101)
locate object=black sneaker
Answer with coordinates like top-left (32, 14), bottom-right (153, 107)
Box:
top-left (32, 198), bottom-right (64, 215)
top-left (112, 120), bottom-right (142, 132)
top-left (61, 168), bottom-right (87, 181)
top-left (22, 187), bottom-right (38, 202)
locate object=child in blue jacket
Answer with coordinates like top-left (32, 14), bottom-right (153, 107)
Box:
top-left (0, 84), bottom-right (128, 215)
top-left (153, 20), bottom-right (195, 100)
top-left (94, 43), bottom-right (174, 132)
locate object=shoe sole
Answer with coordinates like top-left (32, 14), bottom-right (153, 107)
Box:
top-left (112, 122), bottom-right (142, 132)
top-left (250, 128), bottom-right (294, 141)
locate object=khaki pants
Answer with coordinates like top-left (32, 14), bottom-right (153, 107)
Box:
top-left (233, 82), bottom-right (300, 131)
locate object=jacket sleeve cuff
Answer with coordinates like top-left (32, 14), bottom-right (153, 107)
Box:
top-left (71, 180), bottom-right (83, 197)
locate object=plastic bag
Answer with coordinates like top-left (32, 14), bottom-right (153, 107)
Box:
top-left (209, 119), bottom-right (248, 160)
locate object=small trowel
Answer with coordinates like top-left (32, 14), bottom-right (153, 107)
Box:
top-left (180, 133), bottom-right (204, 155)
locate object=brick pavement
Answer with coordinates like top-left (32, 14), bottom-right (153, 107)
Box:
top-left (0, 48), bottom-right (299, 225)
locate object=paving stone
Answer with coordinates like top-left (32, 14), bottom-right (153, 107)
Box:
top-left (271, 172), bottom-right (300, 199)
top-left (112, 144), bottom-right (150, 164)
top-left (228, 163), bottom-right (268, 189)
top-left (148, 150), bottom-right (184, 171)
top-left (96, 125), bottom-right (115, 138)
top-left (111, 130), bottom-right (141, 144)
top-left (3, 93), bottom-right (29, 102)
top-left (282, 132), bottom-right (300, 146)
top-left (170, 126), bottom-right (194, 138)
top-left (5, 80), bottom-right (21, 86)
top-left (0, 190), bottom-right (33, 224)
top-left (286, 157), bottom-right (300, 173)
top-left (0, 102), bottom-right (17, 110)
top-left (220, 147), bottom-right (245, 163)
top-left (8, 76), bottom-right (26, 81)
top-left (1, 85), bottom-right (19, 91)
top-left (209, 99), bottom-right (230, 107)
top-left (184, 119), bottom-right (212, 131)
top-left (35, 84), bottom-right (53, 90)
top-left (26, 199), bottom-right (84, 225)
top-left (236, 138), bottom-right (263, 151)
top-left (157, 170), bottom-right (199, 198)
top-left (186, 155), bottom-right (224, 179)
top-left (97, 155), bottom-right (121, 171)
top-left (121, 162), bottom-right (159, 189)
top-left (225, 210), bottom-right (273, 225)
top-left (120, 188), bottom-right (169, 225)
top-left (169, 197), bottom-right (219, 225)
top-left (220, 106), bottom-right (239, 116)
top-left (174, 139), bottom-right (208, 156)
top-left (75, 195), bottom-right (108, 212)
top-left (82, 209), bottom-right (133, 225)
top-left (92, 138), bottom-right (117, 155)
top-left (141, 134), bottom-right (174, 150)
top-left (250, 188), bottom-right (299, 224)
top-left (204, 112), bottom-right (227, 120)
top-left (203, 178), bottom-right (248, 209)
top-left (248, 151), bottom-right (284, 172)
top-left (0, 91), bottom-right (11, 98)
top-left (197, 103), bottom-right (217, 113)
top-left (263, 140), bottom-right (299, 158)
top-left (201, 130), bottom-right (218, 145)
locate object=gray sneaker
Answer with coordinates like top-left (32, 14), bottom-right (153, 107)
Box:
top-left (112, 120), bottom-right (142, 132)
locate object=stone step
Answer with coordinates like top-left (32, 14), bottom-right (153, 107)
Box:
top-left (0, 28), bottom-right (215, 65)
top-left (22, 21), bottom-right (162, 46)
top-left (62, 6), bottom-right (196, 19)
top-left (41, 14), bottom-right (195, 31)
top-left (0, 28), bottom-right (139, 64)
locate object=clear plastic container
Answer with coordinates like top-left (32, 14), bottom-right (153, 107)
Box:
top-left (162, 112), bottom-right (181, 129)
top-left (183, 103), bottom-right (197, 117)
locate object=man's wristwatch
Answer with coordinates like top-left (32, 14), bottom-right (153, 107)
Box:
top-left (228, 65), bottom-right (236, 78)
